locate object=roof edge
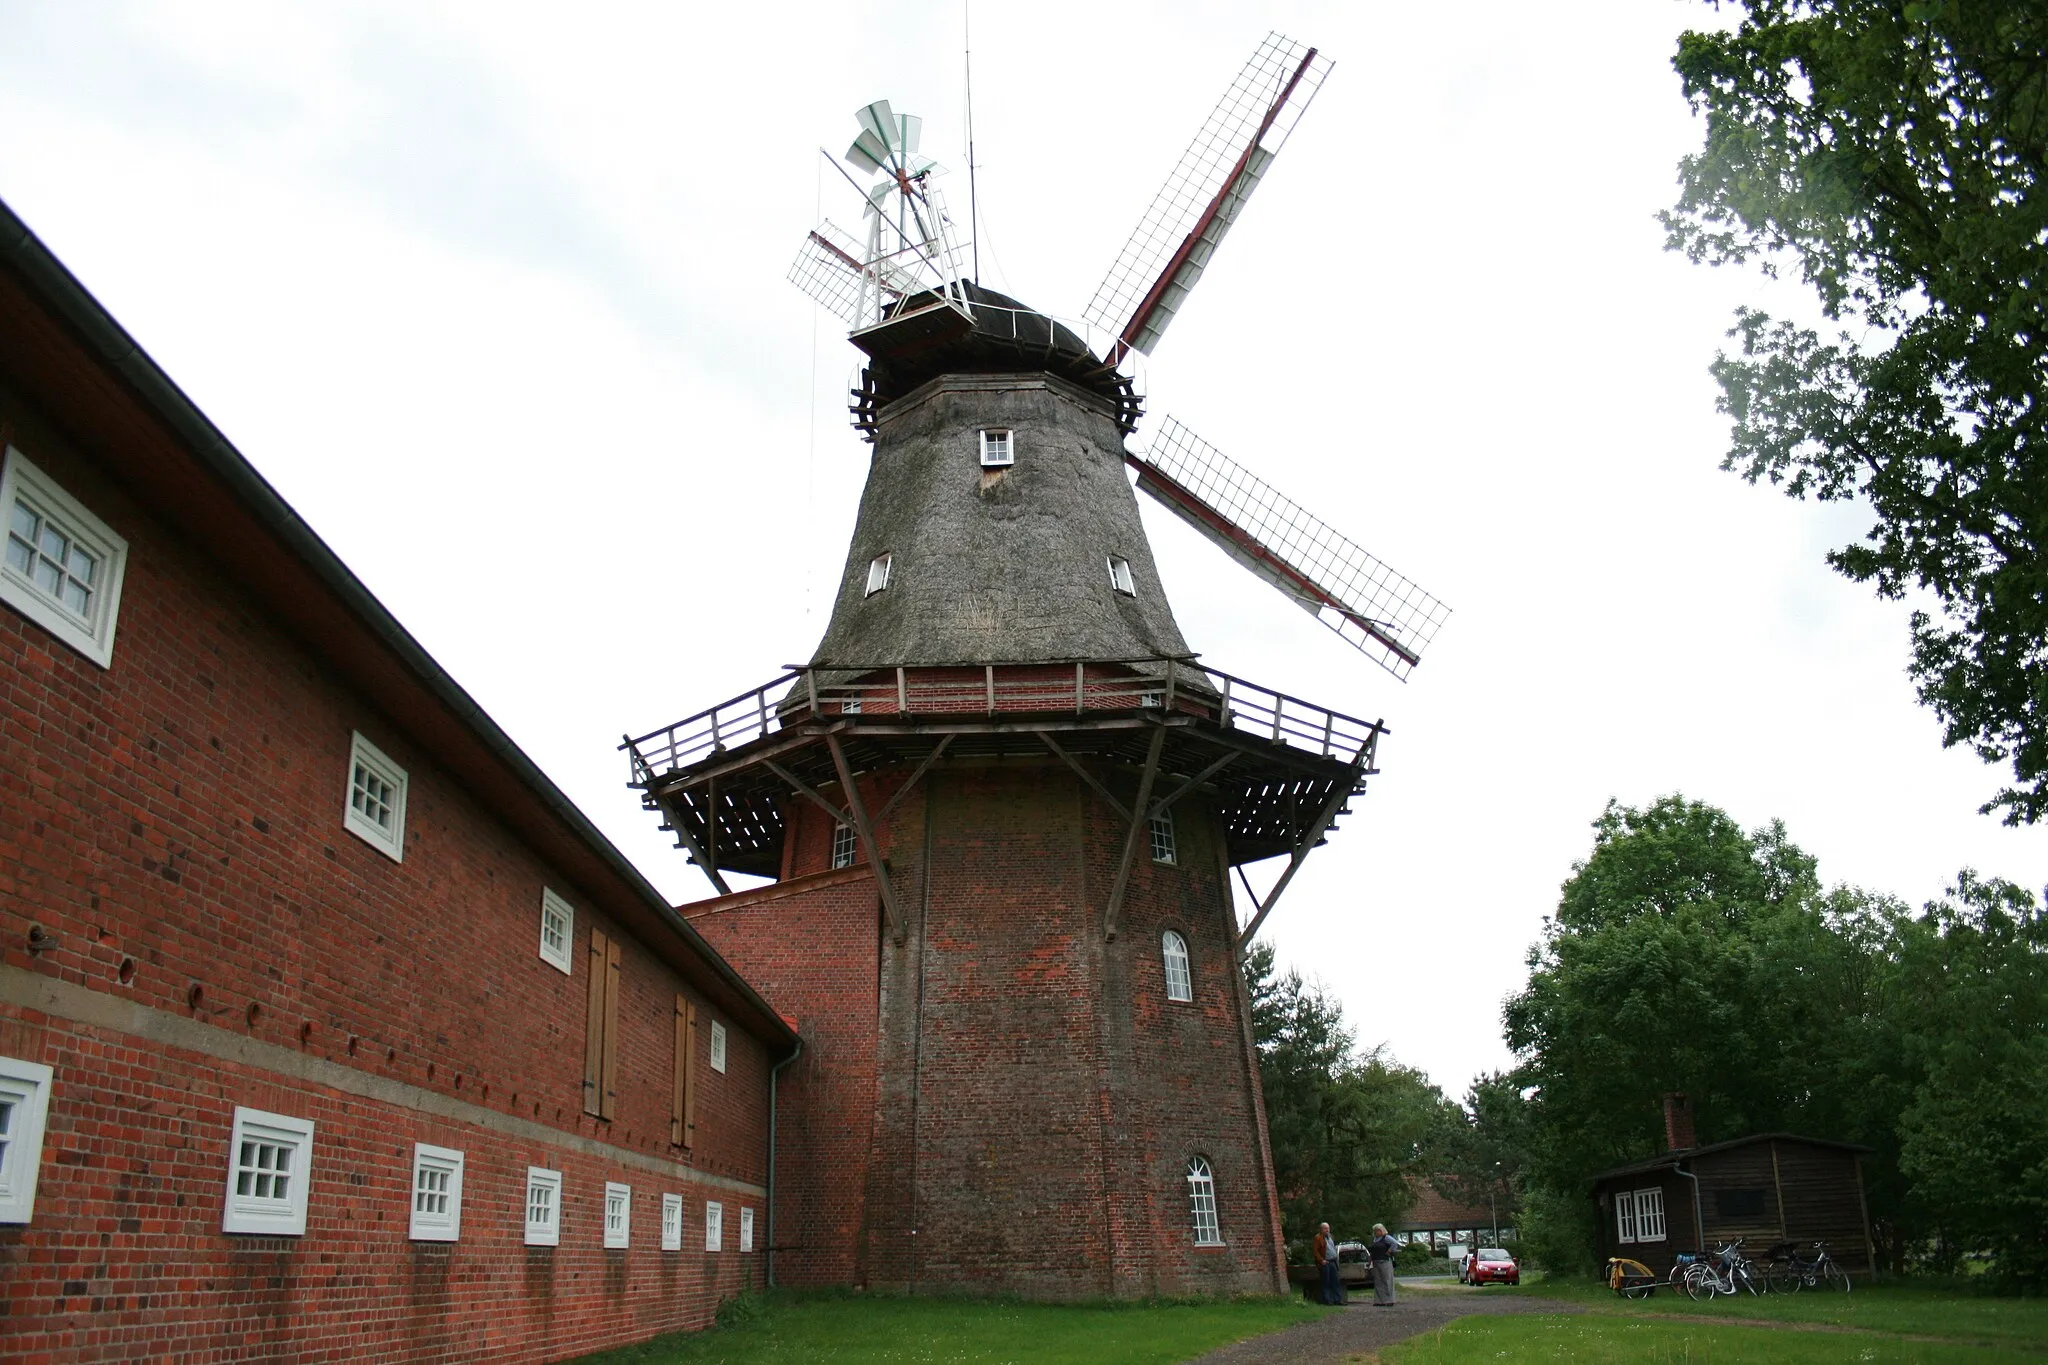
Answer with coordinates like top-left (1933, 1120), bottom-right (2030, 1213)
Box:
top-left (1590, 1131), bottom-right (1875, 1184)
top-left (0, 197), bottom-right (798, 1056)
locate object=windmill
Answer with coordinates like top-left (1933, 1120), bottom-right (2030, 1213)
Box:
top-left (625, 32), bottom-right (1445, 1300)
top-left (789, 32), bottom-right (1450, 682)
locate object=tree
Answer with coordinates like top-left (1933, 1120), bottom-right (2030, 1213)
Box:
top-left (1893, 872), bottom-right (2048, 1282)
top-left (1665, 1), bottom-right (2048, 823)
top-left (1244, 943), bottom-right (1449, 1247)
top-left (1504, 796), bottom-right (1908, 1263)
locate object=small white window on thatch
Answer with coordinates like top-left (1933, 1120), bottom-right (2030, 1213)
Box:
top-left (1108, 556), bottom-right (1135, 596)
top-left (866, 552), bottom-right (892, 596)
top-left (979, 429), bottom-right (1014, 467)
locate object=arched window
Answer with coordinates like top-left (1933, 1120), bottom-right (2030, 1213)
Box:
top-left (1161, 930), bottom-right (1193, 1002)
top-left (1186, 1157), bottom-right (1222, 1245)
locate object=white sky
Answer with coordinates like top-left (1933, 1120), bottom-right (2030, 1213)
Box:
top-left (2, 1), bottom-right (2039, 1098)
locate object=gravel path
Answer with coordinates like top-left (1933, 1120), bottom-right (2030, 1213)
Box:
top-left (1182, 1287), bottom-right (1580, 1364)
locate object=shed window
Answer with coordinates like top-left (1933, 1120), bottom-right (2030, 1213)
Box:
top-left (539, 888), bottom-right (574, 974)
top-left (344, 732), bottom-right (408, 862)
top-left (1715, 1187), bottom-right (1768, 1219)
top-left (865, 552), bottom-right (892, 596)
top-left (1187, 1157), bottom-right (1222, 1246)
top-left (1161, 930), bottom-right (1193, 1002)
top-left (661, 1193), bottom-right (683, 1251)
top-left (0, 1055), bottom-right (55, 1224)
top-left (706, 1199), bottom-right (724, 1251)
top-left (740, 1205), bottom-right (755, 1252)
top-left (524, 1167), bottom-right (562, 1246)
top-left (1634, 1186), bottom-right (1667, 1242)
top-left (1107, 555), bottom-right (1136, 596)
top-left (979, 429), bottom-right (1014, 467)
top-left (710, 1020), bottom-right (728, 1074)
top-left (604, 1182), bottom-right (631, 1248)
top-left (408, 1143), bottom-right (464, 1242)
top-left (1149, 808), bottom-right (1178, 864)
top-left (0, 448), bottom-right (129, 668)
top-left (832, 823), bottom-right (857, 869)
top-left (223, 1107), bottom-right (314, 1236)
top-left (1614, 1189), bottom-right (1637, 1244)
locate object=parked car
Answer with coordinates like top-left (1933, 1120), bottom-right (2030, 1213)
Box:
top-left (1466, 1247), bottom-right (1520, 1286)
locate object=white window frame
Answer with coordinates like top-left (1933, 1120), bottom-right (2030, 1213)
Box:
top-left (1161, 930), bottom-right (1193, 1003)
top-left (1149, 808), bottom-right (1177, 865)
top-left (603, 1181), bottom-right (632, 1249)
top-left (1107, 555), bottom-right (1136, 596)
top-left (343, 731), bottom-right (408, 862)
top-left (865, 552), bottom-right (892, 596)
top-left (408, 1142), bottom-right (464, 1242)
top-left (978, 428), bottom-right (1014, 467)
top-left (0, 447), bottom-right (129, 669)
top-left (1614, 1188), bottom-right (1638, 1244)
top-left (1634, 1186), bottom-right (1667, 1242)
top-left (661, 1192), bottom-right (684, 1251)
top-left (222, 1106), bottom-right (315, 1236)
top-left (0, 1055), bottom-right (55, 1224)
top-left (740, 1205), bottom-right (754, 1252)
top-left (524, 1166), bottom-right (562, 1247)
top-left (831, 823), bottom-right (857, 869)
top-left (710, 1020), bottom-right (728, 1074)
top-left (1187, 1157), bottom-right (1222, 1246)
top-left (538, 887), bottom-right (575, 974)
top-left (705, 1199), bottom-right (724, 1251)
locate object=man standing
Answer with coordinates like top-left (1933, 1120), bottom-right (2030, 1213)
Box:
top-left (1313, 1223), bottom-right (1343, 1305)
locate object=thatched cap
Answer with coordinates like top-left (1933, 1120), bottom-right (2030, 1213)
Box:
top-left (808, 371), bottom-right (1193, 670)
top-left (852, 281), bottom-right (1130, 419)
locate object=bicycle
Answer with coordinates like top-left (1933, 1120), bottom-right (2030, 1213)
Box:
top-left (1764, 1240), bottom-right (1851, 1294)
top-left (1684, 1239), bottom-right (1765, 1299)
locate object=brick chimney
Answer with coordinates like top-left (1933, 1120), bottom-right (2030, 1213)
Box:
top-left (1663, 1092), bottom-right (1696, 1151)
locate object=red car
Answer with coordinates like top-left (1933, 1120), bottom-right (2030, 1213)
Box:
top-left (1465, 1247), bottom-right (1520, 1286)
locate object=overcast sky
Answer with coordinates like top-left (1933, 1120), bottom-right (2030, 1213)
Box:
top-left (2, 1), bottom-right (2040, 1097)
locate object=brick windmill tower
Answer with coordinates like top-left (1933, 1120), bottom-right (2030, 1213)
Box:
top-left (624, 35), bottom-right (1448, 1299)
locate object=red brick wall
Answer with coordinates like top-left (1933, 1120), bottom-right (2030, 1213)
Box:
top-left (685, 869), bottom-right (880, 1289)
top-left (690, 760), bottom-right (1286, 1300)
top-left (0, 386), bottom-right (773, 1360)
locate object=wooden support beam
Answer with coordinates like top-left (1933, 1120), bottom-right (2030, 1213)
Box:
top-left (876, 734), bottom-right (954, 822)
top-left (763, 760), bottom-right (849, 825)
top-left (656, 793), bottom-right (732, 897)
top-left (1235, 768), bottom-right (1358, 952)
top-left (1148, 751), bottom-right (1237, 819)
top-left (1102, 726), bottom-right (1167, 943)
top-left (1036, 731), bottom-right (1131, 823)
top-left (826, 733), bottom-right (907, 940)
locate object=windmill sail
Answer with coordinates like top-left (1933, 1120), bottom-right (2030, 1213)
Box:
top-left (1084, 33), bottom-right (1332, 359)
top-left (1130, 417), bottom-right (1450, 681)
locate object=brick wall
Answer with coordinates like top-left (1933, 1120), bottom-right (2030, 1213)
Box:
top-left (688, 759), bottom-right (1286, 1300)
top-left (0, 385), bottom-right (774, 1360)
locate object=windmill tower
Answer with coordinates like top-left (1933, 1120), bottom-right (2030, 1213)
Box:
top-left (625, 35), bottom-right (1448, 1299)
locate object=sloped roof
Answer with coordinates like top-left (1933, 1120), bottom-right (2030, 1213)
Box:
top-left (0, 196), bottom-right (798, 1055)
top-left (1591, 1133), bottom-right (1874, 1184)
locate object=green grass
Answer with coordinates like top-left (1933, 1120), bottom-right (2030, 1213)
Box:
top-left (1379, 1314), bottom-right (2040, 1363)
top-left (567, 1290), bottom-right (1332, 1364)
top-left (1483, 1274), bottom-right (2048, 1348)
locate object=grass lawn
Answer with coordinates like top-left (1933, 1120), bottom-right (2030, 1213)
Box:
top-left (568, 1290), bottom-right (1332, 1365)
top-left (1378, 1314), bottom-right (2041, 1363)
top-left (1482, 1274), bottom-right (2048, 1349)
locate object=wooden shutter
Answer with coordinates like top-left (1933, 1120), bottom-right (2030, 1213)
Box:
top-left (583, 929), bottom-right (609, 1116)
top-left (672, 997), bottom-right (697, 1149)
top-left (583, 928), bottom-right (622, 1120)
top-left (601, 934), bottom-right (622, 1120)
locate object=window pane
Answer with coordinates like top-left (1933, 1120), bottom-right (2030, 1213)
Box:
top-left (33, 556), bottom-right (61, 595)
top-left (37, 524), bottom-right (65, 562)
top-left (61, 578), bottom-right (90, 617)
top-left (67, 544), bottom-right (95, 584)
top-left (4, 532), bottom-right (31, 576)
top-left (8, 500), bottom-right (35, 543)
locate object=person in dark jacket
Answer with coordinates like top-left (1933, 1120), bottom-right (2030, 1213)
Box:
top-left (1368, 1223), bottom-right (1399, 1305)
top-left (1313, 1222), bottom-right (1344, 1304)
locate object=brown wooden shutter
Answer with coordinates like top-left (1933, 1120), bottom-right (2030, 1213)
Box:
top-left (601, 934), bottom-right (622, 1121)
top-left (672, 996), bottom-right (697, 1148)
top-left (583, 928), bottom-right (609, 1116)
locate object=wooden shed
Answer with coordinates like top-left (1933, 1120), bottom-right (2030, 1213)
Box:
top-left (1590, 1094), bottom-right (1874, 1277)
